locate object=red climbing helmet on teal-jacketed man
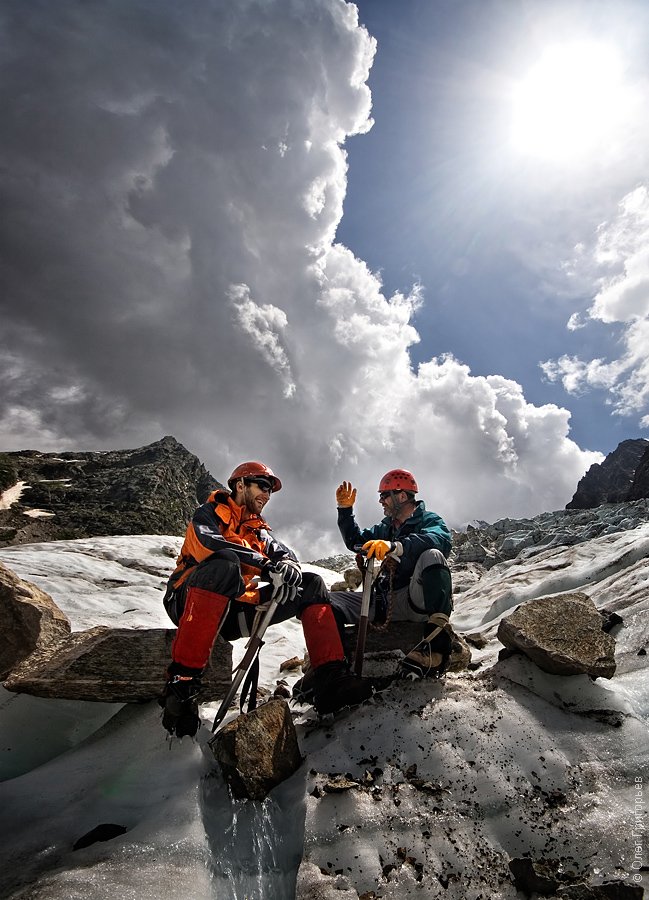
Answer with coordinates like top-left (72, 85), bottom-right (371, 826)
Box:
top-left (378, 469), bottom-right (418, 494)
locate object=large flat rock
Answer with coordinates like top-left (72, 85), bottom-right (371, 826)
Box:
top-left (4, 628), bottom-right (232, 702)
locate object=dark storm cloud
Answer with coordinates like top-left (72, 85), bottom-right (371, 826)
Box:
top-left (0, 0), bottom-right (600, 555)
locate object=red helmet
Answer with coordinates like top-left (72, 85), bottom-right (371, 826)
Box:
top-left (228, 461), bottom-right (282, 492)
top-left (379, 469), bottom-right (418, 494)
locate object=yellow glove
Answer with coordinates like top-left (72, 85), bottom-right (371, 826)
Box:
top-left (336, 481), bottom-right (357, 508)
top-left (362, 539), bottom-right (403, 561)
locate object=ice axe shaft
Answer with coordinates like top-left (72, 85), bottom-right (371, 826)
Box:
top-left (353, 555), bottom-right (375, 676)
top-left (208, 591), bottom-right (280, 740)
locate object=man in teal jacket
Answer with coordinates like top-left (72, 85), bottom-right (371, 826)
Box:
top-left (334, 468), bottom-right (453, 679)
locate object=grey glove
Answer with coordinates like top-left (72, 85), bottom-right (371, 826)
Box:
top-left (265, 558), bottom-right (302, 587)
top-left (271, 581), bottom-right (299, 606)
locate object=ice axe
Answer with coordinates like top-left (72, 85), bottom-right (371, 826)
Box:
top-left (353, 552), bottom-right (376, 676)
top-left (208, 587), bottom-right (281, 742)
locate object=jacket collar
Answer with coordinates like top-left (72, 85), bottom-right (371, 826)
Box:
top-left (382, 498), bottom-right (426, 529)
top-left (210, 490), bottom-right (269, 530)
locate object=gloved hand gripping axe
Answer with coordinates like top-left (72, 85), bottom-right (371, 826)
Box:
top-left (353, 551), bottom-right (377, 676)
top-left (208, 586), bottom-right (282, 741)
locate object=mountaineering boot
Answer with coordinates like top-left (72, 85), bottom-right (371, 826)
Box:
top-left (399, 616), bottom-right (452, 681)
top-left (159, 674), bottom-right (202, 738)
top-left (312, 660), bottom-right (374, 715)
top-left (292, 660), bottom-right (316, 705)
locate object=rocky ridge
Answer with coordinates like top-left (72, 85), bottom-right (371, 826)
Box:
top-left (450, 496), bottom-right (649, 589)
top-left (0, 436), bottom-right (223, 546)
top-left (567, 438), bottom-right (648, 509)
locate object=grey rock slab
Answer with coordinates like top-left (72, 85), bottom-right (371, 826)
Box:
top-left (497, 591), bottom-right (616, 678)
top-left (4, 627), bottom-right (232, 702)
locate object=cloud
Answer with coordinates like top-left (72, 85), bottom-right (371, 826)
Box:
top-left (0, 0), bottom-right (600, 556)
top-left (229, 285), bottom-right (295, 398)
top-left (542, 185), bottom-right (649, 425)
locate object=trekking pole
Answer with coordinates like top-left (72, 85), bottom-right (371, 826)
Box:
top-left (208, 588), bottom-right (281, 741)
top-left (353, 554), bottom-right (376, 676)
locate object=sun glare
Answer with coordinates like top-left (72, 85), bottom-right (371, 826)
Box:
top-left (510, 41), bottom-right (630, 162)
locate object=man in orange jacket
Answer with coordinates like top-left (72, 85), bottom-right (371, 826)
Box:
top-left (160, 461), bottom-right (374, 737)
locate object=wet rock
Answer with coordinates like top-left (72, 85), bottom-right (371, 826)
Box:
top-left (464, 631), bottom-right (489, 649)
top-left (497, 592), bottom-right (616, 679)
top-left (72, 823), bottom-right (128, 851)
top-left (447, 629), bottom-right (473, 671)
top-left (0, 561), bottom-right (70, 680)
top-left (279, 655), bottom-right (304, 672)
top-left (508, 857), bottom-right (561, 894)
top-left (323, 776), bottom-right (359, 793)
top-left (211, 698), bottom-right (303, 800)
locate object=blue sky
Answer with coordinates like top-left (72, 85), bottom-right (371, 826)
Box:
top-left (1, 0), bottom-right (648, 553)
top-left (340, 0), bottom-right (649, 453)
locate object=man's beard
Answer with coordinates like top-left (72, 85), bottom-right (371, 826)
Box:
top-left (244, 488), bottom-right (263, 516)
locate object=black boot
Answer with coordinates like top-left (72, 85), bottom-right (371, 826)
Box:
top-left (159, 675), bottom-right (202, 737)
top-left (292, 661), bottom-right (316, 705)
top-left (312, 660), bottom-right (374, 715)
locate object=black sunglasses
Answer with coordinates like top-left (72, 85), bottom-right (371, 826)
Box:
top-left (245, 477), bottom-right (274, 494)
top-left (379, 490), bottom-right (398, 501)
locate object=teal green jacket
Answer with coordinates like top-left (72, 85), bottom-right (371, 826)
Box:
top-left (337, 500), bottom-right (451, 590)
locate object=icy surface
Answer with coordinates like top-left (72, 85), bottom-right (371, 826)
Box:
top-left (0, 530), bottom-right (646, 898)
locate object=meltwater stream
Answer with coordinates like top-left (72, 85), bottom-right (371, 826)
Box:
top-left (200, 759), bottom-right (308, 900)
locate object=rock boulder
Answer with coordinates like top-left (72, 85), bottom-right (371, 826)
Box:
top-left (211, 698), bottom-right (303, 800)
top-left (0, 561), bottom-right (70, 680)
top-left (1, 559), bottom-right (232, 701)
top-left (4, 626), bottom-right (231, 702)
top-left (497, 592), bottom-right (616, 679)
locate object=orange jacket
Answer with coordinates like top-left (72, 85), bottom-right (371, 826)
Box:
top-left (169, 490), bottom-right (296, 605)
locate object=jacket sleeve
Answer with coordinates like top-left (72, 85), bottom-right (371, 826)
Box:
top-left (187, 503), bottom-right (268, 570)
top-left (337, 507), bottom-right (388, 551)
top-left (259, 528), bottom-right (300, 566)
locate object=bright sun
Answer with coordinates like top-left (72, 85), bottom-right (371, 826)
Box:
top-left (510, 40), bottom-right (630, 162)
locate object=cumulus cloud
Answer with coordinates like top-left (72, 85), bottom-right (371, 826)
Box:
top-left (542, 185), bottom-right (649, 427)
top-left (229, 284), bottom-right (295, 398)
top-left (0, 0), bottom-right (599, 556)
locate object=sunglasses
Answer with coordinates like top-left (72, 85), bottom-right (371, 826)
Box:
top-left (379, 490), bottom-right (399, 501)
top-left (245, 477), bottom-right (274, 494)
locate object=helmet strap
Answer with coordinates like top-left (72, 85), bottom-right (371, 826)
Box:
top-left (392, 492), bottom-right (416, 523)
